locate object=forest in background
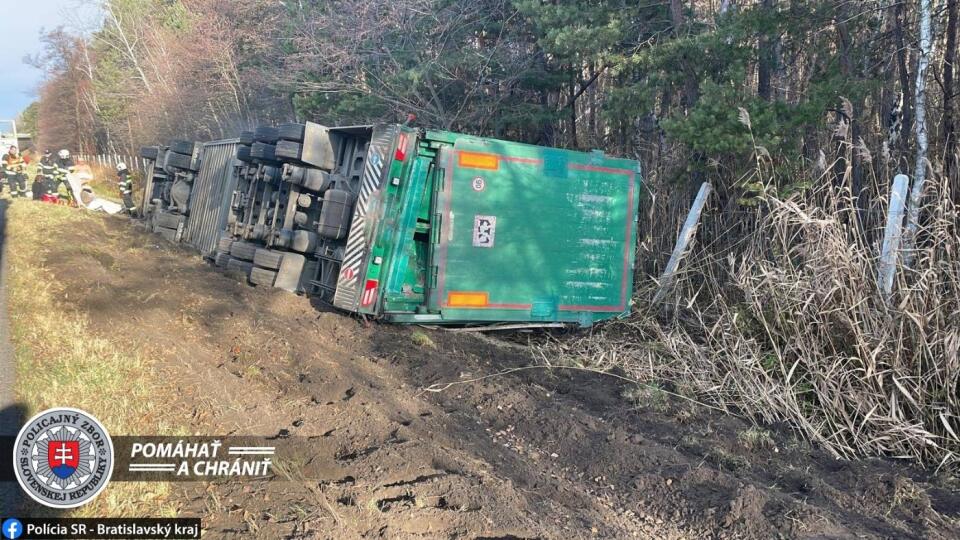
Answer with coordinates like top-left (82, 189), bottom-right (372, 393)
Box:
top-left (20, 0), bottom-right (960, 468)
top-left (19, 0), bottom-right (956, 198)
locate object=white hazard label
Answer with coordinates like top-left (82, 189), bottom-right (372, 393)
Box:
top-left (473, 215), bottom-right (496, 248)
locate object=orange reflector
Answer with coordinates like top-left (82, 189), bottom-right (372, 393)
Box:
top-left (457, 151), bottom-right (499, 170)
top-left (447, 291), bottom-right (489, 307)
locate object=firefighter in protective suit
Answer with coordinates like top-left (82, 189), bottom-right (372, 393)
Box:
top-left (39, 150), bottom-right (57, 192)
top-left (2, 146), bottom-right (27, 198)
top-left (36, 149), bottom-right (58, 200)
top-left (53, 149), bottom-right (76, 204)
top-left (116, 162), bottom-right (137, 215)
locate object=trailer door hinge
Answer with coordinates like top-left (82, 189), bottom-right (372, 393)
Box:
top-left (431, 213), bottom-right (442, 244)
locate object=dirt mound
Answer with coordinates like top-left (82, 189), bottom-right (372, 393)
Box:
top-left (28, 212), bottom-right (960, 538)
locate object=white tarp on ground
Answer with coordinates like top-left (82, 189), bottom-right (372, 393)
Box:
top-left (66, 165), bottom-right (123, 215)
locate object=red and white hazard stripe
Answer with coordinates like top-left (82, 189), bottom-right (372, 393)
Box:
top-left (361, 280), bottom-right (378, 307)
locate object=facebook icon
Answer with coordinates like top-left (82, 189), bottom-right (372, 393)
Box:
top-left (1, 518), bottom-right (22, 540)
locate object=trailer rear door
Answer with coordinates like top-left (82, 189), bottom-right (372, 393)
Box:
top-left (430, 138), bottom-right (639, 325)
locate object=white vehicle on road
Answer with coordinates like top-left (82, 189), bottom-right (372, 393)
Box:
top-left (0, 120), bottom-right (17, 151)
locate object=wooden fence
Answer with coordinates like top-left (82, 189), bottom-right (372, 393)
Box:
top-left (76, 154), bottom-right (150, 174)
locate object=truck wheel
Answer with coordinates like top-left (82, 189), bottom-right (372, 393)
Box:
top-left (239, 131), bottom-right (255, 146)
top-left (214, 252), bottom-right (231, 267)
top-left (140, 146), bottom-right (160, 160)
top-left (237, 146), bottom-right (253, 163)
top-left (154, 212), bottom-right (183, 229)
top-left (275, 140), bottom-right (303, 161)
top-left (250, 142), bottom-right (277, 162)
top-left (225, 258), bottom-right (253, 279)
top-left (169, 140), bottom-right (196, 156)
top-left (254, 126), bottom-right (280, 144)
top-left (217, 236), bottom-right (235, 253)
top-left (229, 241), bottom-right (258, 261)
top-left (166, 152), bottom-right (196, 171)
top-left (250, 267), bottom-right (278, 287)
top-left (277, 123), bottom-right (306, 143)
top-left (253, 248), bottom-right (284, 270)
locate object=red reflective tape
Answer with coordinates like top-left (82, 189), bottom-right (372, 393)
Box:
top-left (395, 133), bottom-right (408, 161)
top-left (569, 163), bottom-right (634, 176)
top-left (501, 156), bottom-right (542, 165)
top-left (361, 279), bottom-right (378, 307)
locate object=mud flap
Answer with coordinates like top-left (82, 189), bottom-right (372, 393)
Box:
top-left (274, 253), bottom-right (307, 292)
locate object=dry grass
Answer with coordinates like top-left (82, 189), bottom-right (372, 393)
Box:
top-left (542, 176), bottom-right (960, 471)
top-left (410, 330), bottom-right (437, 349)
top-left (82, 162), bottom-right (122, 202)
top-left (5, 201), bottom-right (183, 515)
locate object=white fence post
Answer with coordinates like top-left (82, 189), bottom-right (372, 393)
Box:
top-left (878, 174), bottom-right (910, 301)
top-left (654, 182), bottom-right (713, 304)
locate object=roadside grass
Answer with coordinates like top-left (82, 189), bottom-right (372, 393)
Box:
top-left (83, 162), bottom-right (122, 202)
top-left (5, 201), bottom-right (182, 516)
top-left (410, 330), bottom-right (437, 349)
top-left (737, 426), bottom-right (776, 451)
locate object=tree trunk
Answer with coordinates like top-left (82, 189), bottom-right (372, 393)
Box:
top-left (944, 0), bottom-right (958, 193)
top-left (757, 0), bottom-right (775, 101)
top-left (894, 3), bottom-right (913, 162)
top-left (903, 0), bottom-right (933, 268)
top-left (670, 0), bottom-right (700, 110)
top-left (569, 69), bottom-right (578, 149)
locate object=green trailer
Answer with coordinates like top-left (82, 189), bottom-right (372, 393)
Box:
top-left (329, 126), bottom-right (642, 326)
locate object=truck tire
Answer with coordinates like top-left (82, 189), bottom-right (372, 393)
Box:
top-left (275, 140), bottom-right (303, 161)
top-left (253, 248), bottom-right (284, 270)
top-left (225, 258), bottom-right (253, 279)
top-left (250, 267), bottom-right (278, 287)
top-left (214, 252), bottom-right (231, 267)
top-left (154, 212), bottom-right (183, 229)
top-left (217, 236), bottom-right (234, 253)
top-left (237, 146), bottom-right (253, 163)
top-left (277, 123), bottom-right (306, 142)
top-left (254, 126), bottom-right (280, 144)
top-left (239, 131), bottom-right (255, 146)
top-left (140, 146), bottom-right (159, 160)
top-left (229, 241), bottom-right (258, 261)
top-left (250, 142), bottom-right (277, 162)
top-left (166, 152), bottom-right (196, 171)
top-left (169, 140), bottom-right (196, 156)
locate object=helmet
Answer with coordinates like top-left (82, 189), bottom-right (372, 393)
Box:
top-left (58, 149), bottom-right (70, 159)
top-left (116, 162), bottom-right (128, 173)
top-left (43, 149), bottom-right (51, 156)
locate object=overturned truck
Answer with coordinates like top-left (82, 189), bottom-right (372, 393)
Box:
top-left (141, 123), bottom-right (642, 326)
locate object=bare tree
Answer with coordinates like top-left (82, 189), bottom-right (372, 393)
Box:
top-left (903, 0), bottom-right (933, 267)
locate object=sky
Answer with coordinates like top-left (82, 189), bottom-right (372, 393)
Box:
top-left (0, 0), bottom-right (101, 125)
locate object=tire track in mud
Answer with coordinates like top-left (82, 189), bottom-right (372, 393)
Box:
top-left (21, 209), bottom-right (960, 539)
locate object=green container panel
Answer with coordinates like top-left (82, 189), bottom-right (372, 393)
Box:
top-left (427, 136), bottom-right (640, 324)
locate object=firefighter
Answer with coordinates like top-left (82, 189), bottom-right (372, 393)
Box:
top-left (116, 162), bottom-right (137, 215)
top-left (2, 146), bottom-right (27, 198)
top-left (38, 149), bottom-right (58, 199)
top-left (54, 149), bottom-right (76, 204)
top-left (31, 174), bottom-right (43, 200)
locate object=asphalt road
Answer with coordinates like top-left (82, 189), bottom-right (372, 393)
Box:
top-left (0, 200), bottom-right (23, 515)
